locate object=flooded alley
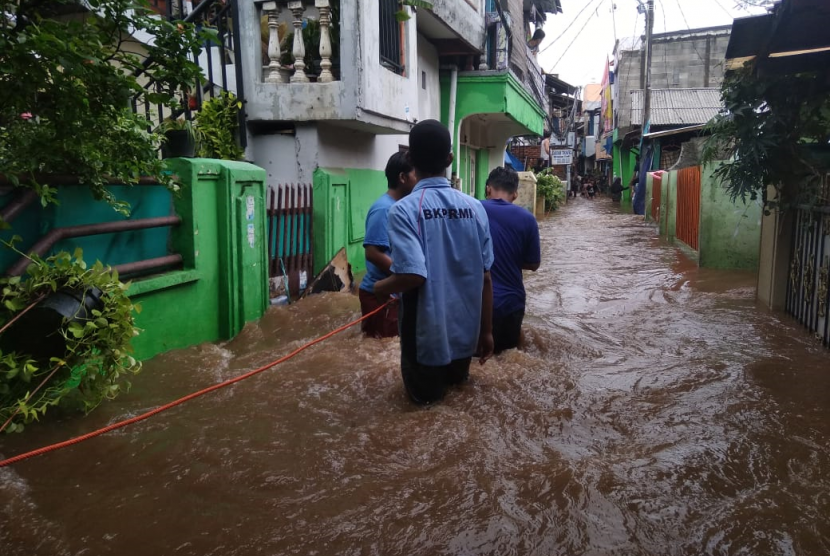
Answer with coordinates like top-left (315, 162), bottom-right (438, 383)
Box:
top-left (2, 198), bottom-right (829, 556)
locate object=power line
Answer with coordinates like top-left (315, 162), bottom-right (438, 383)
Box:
top-left (656, 0), bottom-right (669, 87)
top-left (545, 0), bottom-right (606, 72)
top-left (673, 0), bottom-right (708, 64)
top-left (710, 0), bottom-right (734, 18)
top-left (539, 0), bottom-right (604, 55)
top-left (620, 9), bottom-right (641, 98)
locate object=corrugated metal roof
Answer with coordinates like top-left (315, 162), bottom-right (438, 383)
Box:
top-left (630, 88), bottom-right (722, 127)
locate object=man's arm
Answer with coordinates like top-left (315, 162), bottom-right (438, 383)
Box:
top-left (375, 204), bottom-right (427, 301)
top-left (374, 273), bottom-right (424, 300)
top-left (522, 218), bottom-right (542, 272)
top-left (365, 245), bottom-right (393, 274)
top-left (478, 270), bottom-right (494, 364)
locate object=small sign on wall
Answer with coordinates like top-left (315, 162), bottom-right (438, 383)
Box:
top-left (246, 195), bottom-right (255, 221)
top-left (551, 149), bottom-right (573, 165)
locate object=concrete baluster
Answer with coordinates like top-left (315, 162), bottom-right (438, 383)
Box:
top-left (263, 2), bottom-right (285, 83)
top-left (316, 0), bottom-right (334, 83)
top-left (288, 1), bottom-right (309, 83)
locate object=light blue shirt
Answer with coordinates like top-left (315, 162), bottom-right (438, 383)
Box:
top-left (387, 177), bottom-right (494, 366)
top-left (360, 193), bottom-right (395, 293)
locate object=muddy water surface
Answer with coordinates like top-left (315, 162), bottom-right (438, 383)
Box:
top-left (2, 199), bottom-right (829, 556)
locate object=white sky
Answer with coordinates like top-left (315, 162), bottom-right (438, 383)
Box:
top-left (536, 0), bottom-right (769, 89)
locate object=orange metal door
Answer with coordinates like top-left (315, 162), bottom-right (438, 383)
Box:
top-left (676, 166), bottom-right (701, 251)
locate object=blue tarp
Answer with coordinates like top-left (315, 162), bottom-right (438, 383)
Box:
top-left (505, 150), bottom-right (525, 171)
top-left (633, 144), bottom-right (653, 216)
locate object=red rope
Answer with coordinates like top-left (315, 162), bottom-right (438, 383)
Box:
top-left (0, 300), bottom-right (391, 468)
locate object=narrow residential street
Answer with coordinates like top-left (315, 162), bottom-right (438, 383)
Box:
top-left (2, 197), bottom-right (829, 556)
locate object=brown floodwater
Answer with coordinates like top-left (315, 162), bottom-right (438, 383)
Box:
top-left (2, 198), bottom-right (829, 556)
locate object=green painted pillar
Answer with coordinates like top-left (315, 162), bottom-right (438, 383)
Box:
top-left (170, 159), bottom-right (268, 340)
top-left (215, 160), bottom-right (269, 337)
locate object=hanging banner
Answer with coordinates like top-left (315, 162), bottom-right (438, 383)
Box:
top-left (600, 57), bottom-right (614, 134)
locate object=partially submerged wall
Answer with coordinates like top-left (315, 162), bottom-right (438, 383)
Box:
top-left (698, 163), bottom-right (761, 270)
top-left (313, 167), bottom-right (387, 276)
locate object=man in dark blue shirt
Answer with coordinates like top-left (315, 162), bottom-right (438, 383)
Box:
top-left (482, 166), bottom-right (541, 353)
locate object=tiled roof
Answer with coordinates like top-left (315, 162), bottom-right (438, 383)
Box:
top-left (630, 88), bottom-right (722, 127)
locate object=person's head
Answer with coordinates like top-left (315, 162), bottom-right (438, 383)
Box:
top-left (407, 119), bottom-right (452, 178)
top-left (613, 177), bottom-right (622, 187)
top-left (485, 166), bottom-right (519, 202)
top-left (385, 151), bottom-right (417, 195)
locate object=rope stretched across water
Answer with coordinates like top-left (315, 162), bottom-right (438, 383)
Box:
top-left (0, 301), bottom-right (390, 468)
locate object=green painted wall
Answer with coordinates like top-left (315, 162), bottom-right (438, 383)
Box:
top-left (1, 160), bottom-right (269, 361)
top-left (313, 167), bottom-right (387, 276)
top-left (129, 159), bottom-right (269, 360)
top-left (660, 170), bottom-right (677, 239)
top-left (612, 142), bottom-right (636, 205)
top-left (698, 162), bottom-right (762, 270)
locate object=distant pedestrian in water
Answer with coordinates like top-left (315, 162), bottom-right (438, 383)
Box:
top-left (610, 176), bottom-right (629, 202)
top-left (586, 181), bottom-right (596, 200)
top-left (482, 167), bottom-right (541, 353)
top-left (374, 120), bottom-right (494, 405)
top-left (571, 175), bottom-right (581, 198)
top-left (358, 152), bottom-right (417, 338)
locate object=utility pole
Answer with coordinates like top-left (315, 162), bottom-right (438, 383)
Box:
top-left (642, 0), bottom-right (655, 133)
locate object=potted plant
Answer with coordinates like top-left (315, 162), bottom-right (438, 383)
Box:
top-left (195, 92), bottom-right (245, 160)
top-left (535, 169), bottom-right (566, 213)
top-left (159, 117), bottom-right (198, 159)
top-left (0, 245), bottom-right (141, 434)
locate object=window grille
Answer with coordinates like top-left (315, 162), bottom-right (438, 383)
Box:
top-left (379, 0), bottom-right (404, 75)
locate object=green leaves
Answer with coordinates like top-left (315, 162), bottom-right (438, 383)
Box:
top-left (195, 92), bottom-right (245, 161)
top-left (0, 248), bottom-right (141, 433)
top-left (0, 0), bottom-right (208, 216)
top-left (703, 66), bottom-right (830, 208)
top-left (396, 0), bottom-right (433, 21)
top-left (535, 169), bottom-right (566, 212)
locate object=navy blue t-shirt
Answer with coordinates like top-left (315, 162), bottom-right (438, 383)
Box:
top-left (481, 199), bottom-right (541, 318)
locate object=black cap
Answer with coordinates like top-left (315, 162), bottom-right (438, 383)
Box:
top-left (408, 119), bottom-right (451, 174)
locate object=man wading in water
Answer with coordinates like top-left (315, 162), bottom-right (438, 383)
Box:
top-left (374, 120), bottom-right (495, 405)
top-left (482, 167), bottom-right (541, 353)
top-left (359, 152), bottom-right (418, 338)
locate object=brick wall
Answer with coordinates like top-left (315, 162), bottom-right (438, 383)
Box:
top-left (511, 145), bottom-right (543, 167)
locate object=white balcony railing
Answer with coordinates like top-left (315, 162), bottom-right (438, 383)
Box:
top-left (260, 0), bottom-right (337, 84)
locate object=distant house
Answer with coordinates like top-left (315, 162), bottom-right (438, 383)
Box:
top-left (610, 25), bottom-right (732, 192)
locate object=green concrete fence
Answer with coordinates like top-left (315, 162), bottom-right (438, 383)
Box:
top-left (129, 159), bottom-right (268, 359)
top-left (0, 159), bottom-right (269, 361)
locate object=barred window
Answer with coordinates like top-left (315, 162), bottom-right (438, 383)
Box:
top-left (379, 0), bottom-right (404, 75)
